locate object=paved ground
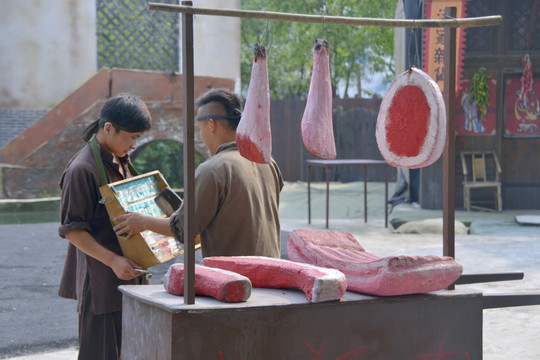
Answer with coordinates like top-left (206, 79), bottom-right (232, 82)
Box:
top-left (2, 181), bottom-right (539, 359)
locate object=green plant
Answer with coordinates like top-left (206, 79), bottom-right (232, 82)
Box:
top-left (469, 67), bottom-right (491, 118)
top-left (132, 140), bottom-right (206, 190)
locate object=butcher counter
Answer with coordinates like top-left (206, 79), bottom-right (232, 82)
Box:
top-left (119, 284), bottom-right (482, 359)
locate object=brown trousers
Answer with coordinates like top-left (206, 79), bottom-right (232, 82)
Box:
top-left (78, 277), bottom-right (122, 360)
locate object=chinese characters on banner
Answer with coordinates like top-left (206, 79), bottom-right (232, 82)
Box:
top-left (422, 0), bottom-right (466, 94)
top-left (423, 0), bottom-right (497, 135)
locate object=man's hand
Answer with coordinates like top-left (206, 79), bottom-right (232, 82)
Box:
top-left (110, 255), bottom-right (143, 280)
top-left (65, 229), bottom-right (144, 280)
top-left (114, 212), bottom-right (149, 240)
top-left (114, 212), bottom-right (173, 238)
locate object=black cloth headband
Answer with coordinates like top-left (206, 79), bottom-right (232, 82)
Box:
top-left (196, 114), bottom-right (241, 121)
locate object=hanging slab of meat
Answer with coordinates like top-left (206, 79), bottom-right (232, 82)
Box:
top-left (236, 43), bottom-right (272, 164)
top-left (163, 263), bottom-right (252, 303)
top-left (201, 256), bottom-right (347, 303)
top-left (287, 229), bottom-right (462, 296)
top-left (301, 39), bottom-right (336, 159)
top-left (376, 67), bottom-right (446, 169)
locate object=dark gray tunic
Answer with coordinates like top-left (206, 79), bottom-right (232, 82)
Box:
top-left (58, 141), bottom-right (140, 314)
top-left (169, 142), bottom-right (284, 258)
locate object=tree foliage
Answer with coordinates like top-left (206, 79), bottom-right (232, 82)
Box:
top-left (240, 0), bottom-right (397, 99)
top-left (132, 140), bottom-right (205, 189)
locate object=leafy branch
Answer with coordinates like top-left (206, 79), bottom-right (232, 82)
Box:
top-left (469, 67), bottom-right (491, 117)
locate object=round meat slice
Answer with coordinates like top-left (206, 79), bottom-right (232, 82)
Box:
top-left (376, 67), bottom-right (446, 169)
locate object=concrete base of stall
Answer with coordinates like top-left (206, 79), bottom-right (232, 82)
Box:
top-left (119, 285), bottom-right (483, 359)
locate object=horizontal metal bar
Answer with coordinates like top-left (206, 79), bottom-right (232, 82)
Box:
top-left (455, 272), bottom-right (524, 285)
top-left (483, 294), bottom-right (540, 309)
top-left (148, 3), bottom-right (502, 29)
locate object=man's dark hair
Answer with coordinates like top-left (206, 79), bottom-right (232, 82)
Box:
top-left (83, 93), bottom-right (151, 141)
top-left (100, 93), bottom-right (152, 132)
top-left (195, 88), bottom-right (243, 130)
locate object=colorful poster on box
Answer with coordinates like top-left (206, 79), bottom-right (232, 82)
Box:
top-left (422, 0), bottom-right (466, 94)
top-left (504, 77), bottom-right (540, 137)
top-left (456, 79), bottom-right (497, 135)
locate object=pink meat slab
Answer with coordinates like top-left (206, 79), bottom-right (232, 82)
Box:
top-left (287, 229), bottom-right (463, 296)
top-left (236, 43), bottom-right (272, 164)
top-left (201, 256), bottom-right (347, 303)
top-left (163, 263), bottom-right (252, 303)
top-left (301, 39), bottom-right (336, 160)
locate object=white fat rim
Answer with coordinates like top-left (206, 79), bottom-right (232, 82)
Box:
top-left (376, 68), bottom-right (446, 168)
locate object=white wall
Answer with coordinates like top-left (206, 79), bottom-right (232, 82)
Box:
top-left (189, 0), bottom-right (241, 92)
top-left (0, 0), bottom-right (97, 109)
top-left (0, 0), bottom-right (241, 109)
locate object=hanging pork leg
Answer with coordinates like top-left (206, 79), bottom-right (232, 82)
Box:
top-left (236, 43), bottom-right (272, 164)
top-left (301, 39), bottom-right (336, 160)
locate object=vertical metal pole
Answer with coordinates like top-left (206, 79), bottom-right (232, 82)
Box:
top-left (325, 166), bottom-right (330, 229)
top-left (182, 0), bottom-right (195, 304)
top-left (443, 7), bottom-right (457, 289)
top-left (363, 166), bottom-right (368, 223)
top-left (384, 165), bottom-right (388, 228)
top-left (307, 164), bottom-right (312, 224)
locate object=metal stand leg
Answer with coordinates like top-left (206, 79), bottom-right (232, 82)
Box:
top-left (325, 167), bottom-right (330, 229)
top-left (385, 165), bottom-right (388, 228)
top-left (307, 165), bottom-right (312, 224)
top-left (363, 166), bottom-right (367, 223)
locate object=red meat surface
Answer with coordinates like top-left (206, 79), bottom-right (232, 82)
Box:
top-left (202, 256), bottom-right (347, 303)
top-left (163, 263), bottom-right (252, 302)
top-left (288, 229), bottom-right (462, 296)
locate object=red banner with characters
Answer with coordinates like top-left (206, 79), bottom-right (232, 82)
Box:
top-left (422, 0), bottom-right (467, 94)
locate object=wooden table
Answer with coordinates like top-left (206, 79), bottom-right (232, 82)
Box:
top-left (306, 159), bottom-right (389, 228)
top-left (119, 285), bottom-right (483, 359)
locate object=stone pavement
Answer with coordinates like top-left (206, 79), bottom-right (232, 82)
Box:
top-left (2, 181), bottom-right (540, 359)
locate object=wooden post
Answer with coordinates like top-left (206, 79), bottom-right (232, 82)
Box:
top-left (443, 6), bottom-right (457, 290)
top-left (181, 0), bottom-right (195, 304)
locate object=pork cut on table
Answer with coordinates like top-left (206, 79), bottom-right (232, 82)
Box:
top-left (287, 229), bottom-right (463, 296)
top-left (236, 43), bottom-right (272, 164)
top-left (376, 67), bottom-right (446, 169)
top-left (201, 256), bottom-right (347, 303)
top-left (163, 263), bottom-right (252, 302)
top-left (301, 39), bottom-right (336, 160)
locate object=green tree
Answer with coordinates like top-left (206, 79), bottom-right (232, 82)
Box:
top-left (132, 140), bottom-right (205, 189)
top-left (240, 0), bottom-right (396, 99)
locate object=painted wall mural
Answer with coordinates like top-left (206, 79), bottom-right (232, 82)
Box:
top-left (505, 55), bottom-right (540, 137)
top-left (456, 78), bottom-right (497, 135)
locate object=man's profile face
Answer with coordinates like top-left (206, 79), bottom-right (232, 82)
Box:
top-left (196, 104), bottom-right (214, 151)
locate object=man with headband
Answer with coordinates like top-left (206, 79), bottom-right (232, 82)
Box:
top-left (113, 88), bottom-right (283, 258)
top-left (58, 93), bottom-right (152, 359)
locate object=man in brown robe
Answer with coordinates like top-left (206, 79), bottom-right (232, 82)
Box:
top-left (58, 93), bottom-right (152, 359)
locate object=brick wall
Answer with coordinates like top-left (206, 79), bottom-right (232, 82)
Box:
top-left (0, 109), bottom-right (47, 148)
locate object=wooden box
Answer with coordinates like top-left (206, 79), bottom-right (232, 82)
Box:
top-left (100, 171), bottom-right (183, 269)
